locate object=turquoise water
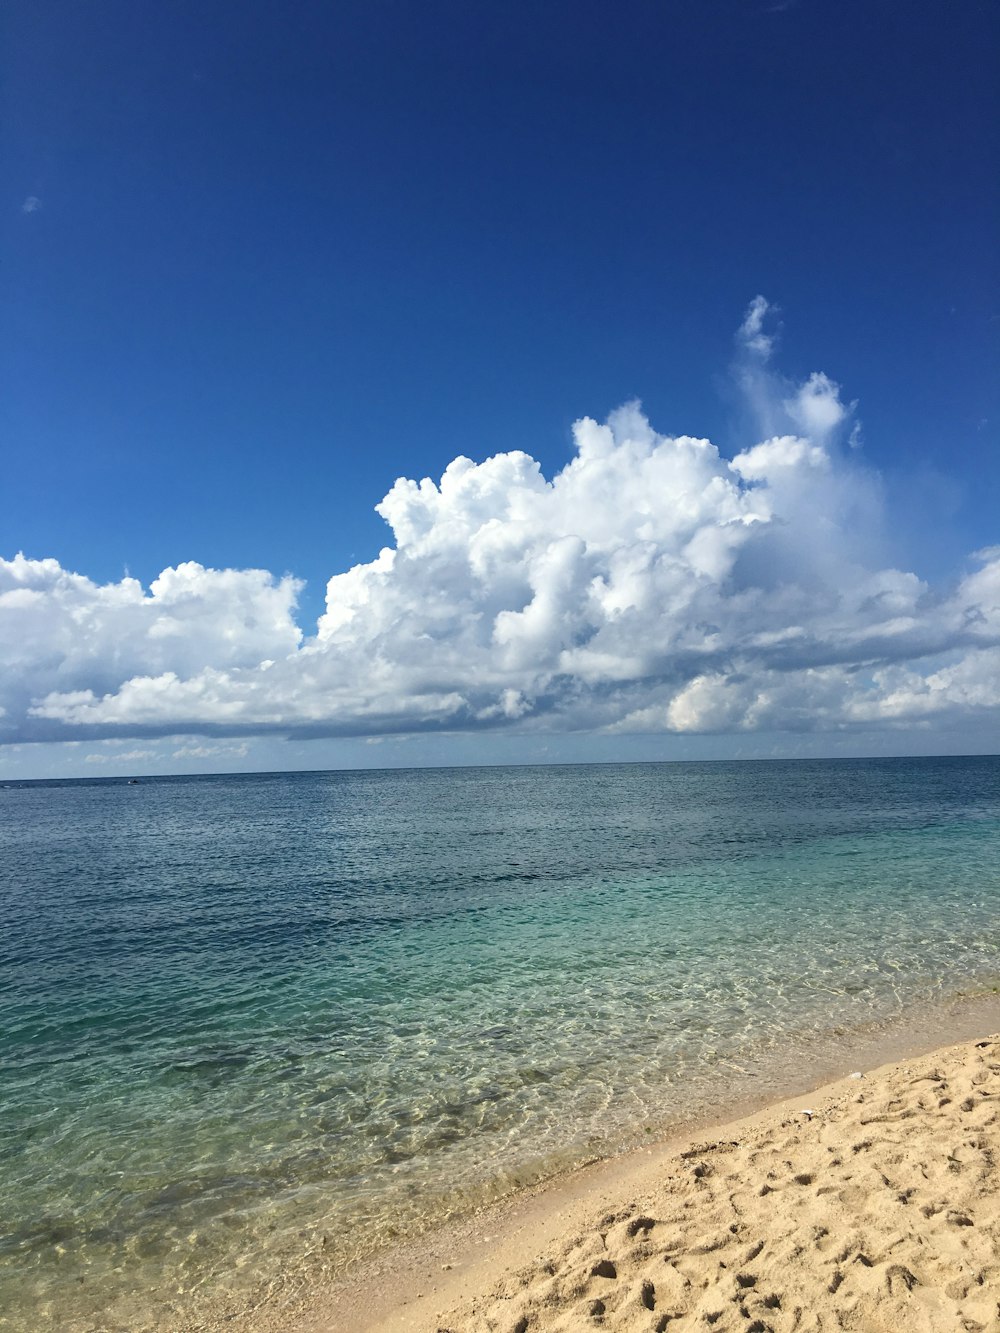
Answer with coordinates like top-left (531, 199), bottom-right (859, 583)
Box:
top-left (2, 757), bottom-right (999, 1329)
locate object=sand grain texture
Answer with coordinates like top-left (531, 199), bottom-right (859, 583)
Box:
top-left (436, 1038), bottom-right (1000, 1333)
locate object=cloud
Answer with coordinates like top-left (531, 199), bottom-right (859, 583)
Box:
top-left (85, 748), bottom-right (156, 764)
top-left (21, 196), bottom-right (41, 214)
top-left (738, 294), bottom-right (776, 360)
top-left (0, 559), bottom-right (302, 739)
top-left (4, 299), bottom-right (999, 749)
top-left (172, 741), bottom-right (250, 759)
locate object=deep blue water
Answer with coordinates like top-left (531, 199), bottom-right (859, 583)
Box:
top-left (1, 757), bottom-right (999, 1328)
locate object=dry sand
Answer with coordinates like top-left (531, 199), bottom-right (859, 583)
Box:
top-left (281, 1029), bottom-right (1000, 1333)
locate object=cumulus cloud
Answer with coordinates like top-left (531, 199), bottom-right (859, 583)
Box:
top-left (3, 300), bottom-right (999, 749)
top-left (0, 559), bottom-right (301, 739)
top-left (21, 195), bottom-right (41, 214)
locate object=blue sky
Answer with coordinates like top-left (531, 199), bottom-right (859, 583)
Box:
top-left (2, 0), bottom-right (998, 777)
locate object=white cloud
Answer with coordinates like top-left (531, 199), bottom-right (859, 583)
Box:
top-left (172, 741), bottom-right (250, 759)
top-left (730, 434), bottom-right (829, 481)
top-left (21, 195), bottom-right (41, 214)
top-left (738, 294), bottom-right (776, 359)
top-left (4, 299), bottom-right (1000, 750)
top-left (784, 371), bottom-right (849, 440)
top-left (0, 558), bottom-right (302, 738)
top-left (85, 748), bottom-right (156, 764)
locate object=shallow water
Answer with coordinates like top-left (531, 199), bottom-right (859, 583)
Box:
top-left (2, 757), bottom-right (999, 1327)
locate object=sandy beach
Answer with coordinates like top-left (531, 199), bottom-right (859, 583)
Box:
top-left (256, 1020), bottom-right (1000, 1333)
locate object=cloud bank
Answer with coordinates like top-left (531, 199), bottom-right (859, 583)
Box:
top-left (4, 299), bottom-right (999, 750)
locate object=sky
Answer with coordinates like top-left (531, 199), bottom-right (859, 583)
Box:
top-left (2, 0), bottom-right (998, 779)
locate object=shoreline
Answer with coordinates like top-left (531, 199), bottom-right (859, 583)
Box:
top-left (10, 758), bottom-right (999, 1333)
top-left (196, 989), bottom-right (1000, 1333)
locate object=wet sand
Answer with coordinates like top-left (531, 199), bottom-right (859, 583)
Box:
top-left (211, 996), bottom-right (1000, 1333)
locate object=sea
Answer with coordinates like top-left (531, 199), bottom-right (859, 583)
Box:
top-left (2, 756), bottom-right (999, 1329)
